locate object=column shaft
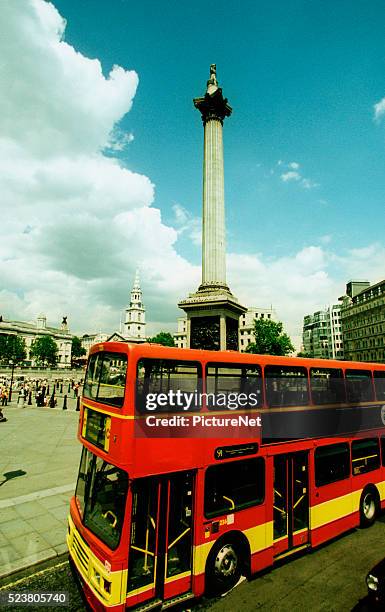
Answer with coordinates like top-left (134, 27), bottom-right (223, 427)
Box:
top-left (202, 118), bottom-right (226, 286)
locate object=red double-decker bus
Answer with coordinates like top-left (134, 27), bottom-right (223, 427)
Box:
top-left (67, 342), bottom-right (385, 611)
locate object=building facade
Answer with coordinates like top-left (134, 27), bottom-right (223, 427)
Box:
top-left (238, 307), bottom-right (278, 351)
top-left (81, 333), bottom-right (110, 358)
top-left (302, 305), bottom-right (344, 360)
top-left (174, 317), bottom-right (187, 349)
top-left (340, 279), bottom-right (385, 363)
top-left (0, 314), bottom-right (73, 367)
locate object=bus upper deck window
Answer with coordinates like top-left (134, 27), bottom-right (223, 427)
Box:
top-left (265, 365), bottom-right (309, 408)
top-left (83, 352), bottom-right (127, 408)
top-left (345, 370), bottom-right (374, 403)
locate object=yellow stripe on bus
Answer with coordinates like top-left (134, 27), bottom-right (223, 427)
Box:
top-left (193, 521), bottom-right (273, 576)
top-left (311, 482), bottom-right (385, 530)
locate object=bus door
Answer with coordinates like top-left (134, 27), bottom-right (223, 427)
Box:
top-left (273, 451), bottom-right (309, 557)
top-left (126, 471), bottom-right (195, 607)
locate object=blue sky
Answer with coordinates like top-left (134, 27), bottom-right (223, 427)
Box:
top-left (55, 0), bottom-right (385, 259)
top-left (1, 0), bottom-right (385, 347)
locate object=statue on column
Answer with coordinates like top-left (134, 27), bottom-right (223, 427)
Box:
top-left (207, 63), bottom-right (218, 94)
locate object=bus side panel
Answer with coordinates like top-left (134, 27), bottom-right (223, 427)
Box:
top-left (309, 447), bottom-right (353, 547)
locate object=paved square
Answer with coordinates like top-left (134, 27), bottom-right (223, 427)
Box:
top-left (0, 401), bottom-right (80, 577)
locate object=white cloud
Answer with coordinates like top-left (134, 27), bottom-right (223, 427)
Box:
top-left (281, 170), bottom-right (301, 182)
top-left (1, 0), bottom-right (382, 353)
top-left (279, 161), bottom-right (319, 190)
top-left (0, 0), bottom-right (198, 333)
top-left (227, 243), bottom-right (385, 351)
top-left (171, 204), bottom-right (202, 246)
top-left (301, 177), bottom-right (319, 189)
top-left (374, 98), bottom-right (385, 121)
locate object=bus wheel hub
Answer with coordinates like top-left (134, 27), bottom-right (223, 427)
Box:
top-left (363, 493), bottom-right (375, 519)
top-left (215, 544), bottom-right (238, 577)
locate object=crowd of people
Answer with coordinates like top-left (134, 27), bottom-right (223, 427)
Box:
top-left (0, 376), bottom-right (83, 422)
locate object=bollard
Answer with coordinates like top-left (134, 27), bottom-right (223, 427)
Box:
top-left (62, 395), bottom-right (67, 410)
top-left (28, 391), bottom-right (32, 405)
top-left (60, 383), bottom-right (63, 394)
top-left (68, 383), bottom-right (71, 393)
top-left (47, 385), bottom-right (50, 395)
top-left (76, 396), bottom-right (80, 411)
top-left (49, 392), bottom-right (55, 408)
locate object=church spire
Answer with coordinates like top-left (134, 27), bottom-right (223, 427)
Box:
top-left (133, 268), bottom-right (140, 291)
top-left (123, 269), bottom-right (146, 340)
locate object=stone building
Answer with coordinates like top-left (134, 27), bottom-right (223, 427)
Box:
top-left (340, 279), bottom-right (385, 363)
top-left (121, 270), bottom-right (146, 340)
top-left (174, 317), bottom-right (187, 348)
top-left (106, 270), bottom-right (147, 345)
top-left (239, 307), bottom-right (278, 351)
top-left (81, 332), bottom-right (109, 357)
top-left (302, 304), bottom-right (344, 359)
top-left (0, 314), bottom-right (73, 367)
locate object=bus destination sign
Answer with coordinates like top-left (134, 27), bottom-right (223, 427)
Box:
top-left (83, 408), bottom-right (110, 451)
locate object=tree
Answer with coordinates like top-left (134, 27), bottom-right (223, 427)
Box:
top-left (147, 332), bottom-right (175, 347)
top-left (71, 336), bottom-right (86, 366)
top-left (245, 319), bottom-right (294, 356)
top-left (30, 335), bottom-right (58, 367)
top-left (0, 335), bottom-right (27, 363)
top-left (297, 351), bottom-right (313, 358)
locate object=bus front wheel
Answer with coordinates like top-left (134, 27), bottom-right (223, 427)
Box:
top-left (359, 486), bottom-right (379, 528)
top-left (205, 537), bottom-right (244, 595)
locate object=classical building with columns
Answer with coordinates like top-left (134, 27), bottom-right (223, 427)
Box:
top-left (178, 65), bottom-right (247, 350)
top-left (0, 314), bottom-right (73, 367)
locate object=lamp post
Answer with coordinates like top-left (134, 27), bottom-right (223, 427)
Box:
top-left (9, 359), bottom-right (15, 402)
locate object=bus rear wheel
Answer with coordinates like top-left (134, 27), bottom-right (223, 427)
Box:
top-left (360, 487), bottom-right (379, 527)
top-left (205, 538), bottom-right (243, 595)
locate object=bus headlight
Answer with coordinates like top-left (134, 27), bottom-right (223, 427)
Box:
top-left (367, 574), bottom-right (379, 591)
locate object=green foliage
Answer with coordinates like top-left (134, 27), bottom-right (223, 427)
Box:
top-left (147, 331), bottom-right (175, 347)
top-left (0, 335), bottom-right (27, 363)
top-left (71, 336), bottom-right (86, 359)
top-left (30, 335), bottom-right (58, 366)
top-left (297, 351), bottom-right (313, 358)
top-left (245, 319), bottom-right (294, 356)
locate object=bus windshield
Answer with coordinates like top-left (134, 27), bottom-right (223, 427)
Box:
top-left (75, 447), bottom-right (128, 550)
top-left (83, 351), bottom-right (127, 408)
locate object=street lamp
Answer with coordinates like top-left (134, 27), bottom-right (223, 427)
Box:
top-left (8, 359), bottom-right (15, 402)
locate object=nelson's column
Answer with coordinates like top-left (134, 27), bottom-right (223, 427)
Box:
top-left (178, 64), bottom-right (247, 350)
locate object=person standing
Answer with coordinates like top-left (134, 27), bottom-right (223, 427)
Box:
top-left (19, 386), bottom-right (25, 408)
